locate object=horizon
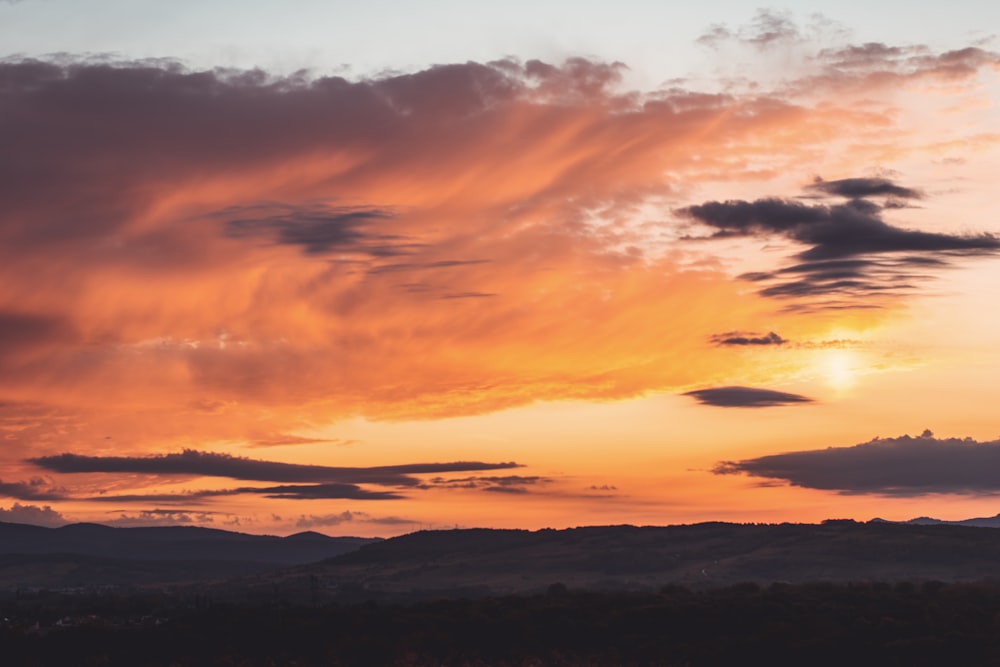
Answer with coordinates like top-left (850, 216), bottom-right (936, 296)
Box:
top-left (2, 1), bottom-right (1000, 537)
top-left (5, 510), bottom-right (1000, 539)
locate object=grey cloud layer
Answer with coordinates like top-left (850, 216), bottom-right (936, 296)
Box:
top-left (714, 432), bottom-right (1000, 495)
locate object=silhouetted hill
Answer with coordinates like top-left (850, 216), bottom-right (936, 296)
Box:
top-left (905, 513), bottom-right (1000, 528)
top-left (258, 521), bottom-right (1000, 600)
top-left (0, 521), bottom-right (379, 588)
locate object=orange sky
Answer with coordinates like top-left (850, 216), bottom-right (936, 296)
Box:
top-left (2, 25), bottom-right (1000, 535)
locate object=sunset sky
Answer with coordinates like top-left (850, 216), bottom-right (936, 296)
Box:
top-left (2, 1), bottom-right (1000, 536)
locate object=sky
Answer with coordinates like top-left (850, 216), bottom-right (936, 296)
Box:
top-left (2, 1), bottom-right (1000, 536)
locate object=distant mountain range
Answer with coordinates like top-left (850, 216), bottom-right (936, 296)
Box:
top-left (0, 521), bottom-right (377, 564)
top-left (873, 513), bottom-right (1000, 528)
top-left (9, 518), bottom-right (1000, 595)
top-left (0, 521), bottom-right (379, 589)
top-left (264, 520), bottom-right (1000, 600)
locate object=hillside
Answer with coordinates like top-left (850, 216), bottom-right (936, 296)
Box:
top-left (258, 520), bottom-right (1000, 600)
top-left (0, 521), bottom-right (379, 589)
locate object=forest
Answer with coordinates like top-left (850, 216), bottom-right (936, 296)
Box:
top-left (4, 580), bottom-right (1000, 666)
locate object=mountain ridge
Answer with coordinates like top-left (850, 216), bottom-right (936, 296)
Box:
top-left (0, 520), bottom-right (379, 566)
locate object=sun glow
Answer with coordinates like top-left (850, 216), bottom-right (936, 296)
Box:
top-left (820, 349), bottom-right (859, 393)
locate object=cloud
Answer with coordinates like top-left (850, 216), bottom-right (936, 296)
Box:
top-left (0, 312), bottom-right (77, 368)
top-left (246, 434), bottom-right (355, 448)
top-left (812, 44), bottom-right (1000, 88)
top-left (0, 40), bottom-right (996, 478)
top-left (0, 54), bottom-right (787, 428)
top-left (680, 179), bottom-right (1000, 306)
top-left (222, 203), bottom-right (405, 256)
top-left (683, 386), bottom-right (813, 408)
top-left (683, 193), bottom-right (999, 260)
top-left (295, 510), bottom-right (362, 527)
top-left (103, 509), bottom-right (221, 527)
top-left (713, 430), bottom-right (1000, 496)
top-left (697, 9), bottom-right (802, 50)
top-left (0, 502), bottom-right (66, 526)
top-left (423, 474), bottom-right (550, 493)
top-left (806, 177), bottom-right (922, 200)
top-left (249, 483), bottom-right (401, 500)
top-left (710, 331), bottom-right (785, 346)
top-left (83, 482), bottom-right (401, 503)
top-left (28, 450), bottom-right (520, 487)
top-left (366, 260), bottom-right (490, 275)
top-left (293, 510), bottom-right (417, 528)
top-left (0, 311), bottom-right (74, 348)
top-left (24, 450), bottom-right (524, 504)
top-left (0, 478), bottom-right (66, 501)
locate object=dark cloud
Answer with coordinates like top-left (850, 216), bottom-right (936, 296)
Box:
top-left (422, 474), bottom-right (549, 494)
top-left (806, 177), bottom-right (922, 200)
top-left (683, 196), bottom-right (998, 260)
top-left (740, 256), bottom-right (947, 300)
top-left (85, 482), bottom-right (402, 503)
top-left (439, 292), bottom-right (498, 299)
top-left (246, 434), bottom-right (354, 448)
top-left (713, 430), bottom-right (1000, 496)
top-left (0, 312), bottom-right (74, 348)
top-left (104, 509), bottom-right (221, 527)
top-left (0, 502), bottom-right (66, 527)
top-left (0, 478), bottom-right (66, 501)
top-left (294, 510), bottom-right (417, 528)
top-left (711, 331), bottom-right (785, 346)
top-left (367, 259), bottom-right (490, 275)
top-left (680, 179), bottom-right (1000, 306)
top-left (0, 58), bottom-right (525, 253)
top-left (252, 483), bottom-right (401, 500)
top-left (222, 203), bottom-right (406, 256)
top-left (0, 312), bottom-right (77, 368)
top-left (295, 510), bottom-right (360, 527)
top-left (28, 450), bottom-right (521, 487)
top-left (683, 386), bottom-right (813, 408)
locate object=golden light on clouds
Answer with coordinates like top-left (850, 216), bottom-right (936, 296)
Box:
top-left (0, 23), bottom-right (998, 533)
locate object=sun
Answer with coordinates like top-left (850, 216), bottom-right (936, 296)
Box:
top-left (820, 349), bottom-right (858, 393)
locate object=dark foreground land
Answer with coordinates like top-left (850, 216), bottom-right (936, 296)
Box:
top-left (8, 520), bottom-right (1000, 665)
top-left (5, 582), bottom-right (1000, 666)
